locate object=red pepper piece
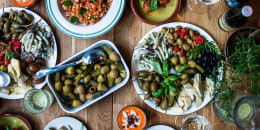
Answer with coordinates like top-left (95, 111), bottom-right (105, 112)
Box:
top-left (193, 36), bottom-right (204, 45)
top-left (173, 46), bottom-right (180, 52)
top-left (181, 47), bottom-right (185, 57)
top-left (176, 28), bottom-right (182, 36)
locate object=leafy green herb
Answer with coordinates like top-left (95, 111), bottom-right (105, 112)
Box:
top-left (141, 0), bottom-right (147, 1)
top-left (176, 64), bottom-right (189, 74)
top-left (91, 0), bottom-right (97, 2)
top-left (102, 2), bottom-right (107, 7)
top-left (70, 16), bottom-right (78, 23)
top-left (190, 41), bottom-right (222, 60)
top-left (89, 15), bottom-right (95, 21)
top-left (162, 60), bottom-right (169, 76)
top-left (149, 0), bottom-right (158, 11)
top-left (68, 125), bottom-right (73, 130)
top-left (152, 60), bottom-right (162, 75)
top-left (6, 126), bottom-right (10, 130)
top-left (62, 0), bottom-right (74, 7)
top-left (79, 8), bottom-right (87, 15)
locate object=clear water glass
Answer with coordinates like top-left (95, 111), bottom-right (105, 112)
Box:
top-left (181, 115), bottom-right (212, 130)
top-left (187, 0), bottom-right (220, 13)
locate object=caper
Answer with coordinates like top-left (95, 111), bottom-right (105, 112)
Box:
top-left (138, 71), bottom-right (148, 78)
top-left (143, 81), bottom-right (150, 92)
top-left (94, 64), bottom-right (101, 71)
top-left (101, 66), bottom-right (110, 74)
top-left (114, 77), bottom-right (122, 84)
top-left (170, 56), bottom-right (179, 65)
top-left (150, 81), bottom-right (158, 93)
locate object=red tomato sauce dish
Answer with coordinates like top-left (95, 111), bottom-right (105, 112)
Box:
top-left (118, 106), bottom-right (146, 130)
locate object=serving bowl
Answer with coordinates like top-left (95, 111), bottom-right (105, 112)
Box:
top-left (131, 0), bottom-right (181, 25)
top-left (47, 40), bottom-right (130, 113)
top-left (0, 114), bottom-right (32, 130)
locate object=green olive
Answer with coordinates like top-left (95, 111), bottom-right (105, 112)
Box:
top-left (138, 71), bottom-right (148, 78)
top-left (180, 79), bottom-right (189, 85)
top-left (189, 30), bottom-right (195, 38)
top-left (89, 86), bottom-right (97, 93)
top-left (168, 96), bottom-right (175, 107)
top-left (97, 74), bottom-right (106, 83)
top-left (79, 94), bottom-right (86, 102)
top-left (80, 65), bottom-right (88, 70)
top-left (177, 51), bottom-right (181, 56)
top-left (143, 81), bottom-right (150, 92)
top-left (64, 79), bottom-right (73, 86)
top-left (101, 66), bottom-right (110, 74)
top-left (173, 32), bottom-right (178, 40)
top-left (76, 69), bottom-right (83, 74)
top-left (183, 68), bottom-right (197, 74)
top-left (54, 82), bottom-right (63, 91)
top-left (74, 84), bottom-right (85, 95)
top-left (167, 39), bottom-right (174, 44)
top-left (188, 60), bottom-right (197, 68)
top-left (114, 77), bottom-right (122, 84)
top-left (110, 64), bottom-right (117, 70)
top-left (195, 65), bottom-right (205, 73)
top-left (109, 52), bottom-right (120, 62)
top-left (150, 81), bottom-right (158, 93)
top-left (155, 75), bottom-right (161, 83)
top-left (67, 67), bottom-right (75, 75)
top-left (97, 83), bottom-right (108, 92)
top-left (174, 64), bottom-right (182, 71)
top-left (86, 93), bottom-right (94, 100)
top-left (170, 56), bottom-right (179, 65)
top-left (68, 92), bottom-right (77, 100)
top-left (84, 74), bottom-right (91, 84)
top-left (94, 64), bottom-right (101, 71)
top-left (183, 44), bottom-right (190, 51)
top-left (160, 99), bottom-right (168, 110)
top-left (138, 79), bottom-right (144, 90)
top-left (180, 73), bottom-right (188, 80)
top-left (179, 56), bottom-right (187, 65)
top-left (175, 26), bottom-right (181, 30)
top-left (161, 27), bottom-right (167, 34)
top-left (72, 100), bottom-right (82, 107)
top-left (63, 85), bottom-right (72, 95)
top-left (176, 38), bottom-right (183, 46)
top-left (184, 34), bottom-right (190, 40)
top-left (186, 51), bottom-right (191, 57)
top-left (169, 28), bottom-right (174, 33)
top-left (147, 74), bottom-right (153, 81)
top-left (120, 70), bottom-right (126, 78)
top-left (144, 93), bottom-right (151, 100)
top-left (152, 97), bottom-right (161, 103)
top-left (108, 69), bottom-right (118, 79)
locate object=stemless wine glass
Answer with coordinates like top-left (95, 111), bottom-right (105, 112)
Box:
top-left (233, 95), bottom-right (260, 129)
top-left (187, 0), bottom-right (220, 13)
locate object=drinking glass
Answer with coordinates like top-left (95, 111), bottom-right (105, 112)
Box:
top-left (181, 115), bottom-right (212, 130)
top-left (187, 0), bottom-right (220, 13)
top-left (233, 95), bottom-right (260, 129)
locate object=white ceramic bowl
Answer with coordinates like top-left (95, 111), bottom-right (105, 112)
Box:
top-left (47, 40), bottom-right (130, 113)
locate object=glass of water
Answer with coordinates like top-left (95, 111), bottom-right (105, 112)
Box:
top-left (233, 95), bottom-right (260, 129)
top-left (187, 0), bottom-right (220, 13)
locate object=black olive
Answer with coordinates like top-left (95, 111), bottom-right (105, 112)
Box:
top-left (202, 63), bottom-right (206, 68)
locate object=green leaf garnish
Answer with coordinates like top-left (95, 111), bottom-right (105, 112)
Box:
top-left (70, 16), bottom-right (78, 23)
top-left (152, 60), bottom-right (162, 75)
top-left (176, 64), bottom-right (189, 74)
top-left (149, 0), bottom-right (158, 11)
top-left (89, 15), bottom-right (95, 21)
top-left (190, 41), bottom-right (222, 60)
top-left (91, 0), bottom-right (97, 2)
top-left (102, 2), bottom-right (107, 6)
top-left (79, 8), bottom-right (86, 15)
top-left (62, 0), bottom-right (74, 7)
top-left (162, 60), bottom-right (169, 76)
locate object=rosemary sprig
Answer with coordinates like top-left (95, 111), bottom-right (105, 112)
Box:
top-left (190, 41), bottom-right (222, 60)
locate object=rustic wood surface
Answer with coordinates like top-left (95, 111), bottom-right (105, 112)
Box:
top-left (0, 0), bottom-right (259, 129)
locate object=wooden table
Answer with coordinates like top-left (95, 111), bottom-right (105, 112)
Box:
top-left (1, 0), bottom-right (259, 129)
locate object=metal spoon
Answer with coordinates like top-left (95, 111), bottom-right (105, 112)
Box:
top-left (0, 72), bottom-right (11, 87)
top-left (36, 49), bottom-right (106, 78)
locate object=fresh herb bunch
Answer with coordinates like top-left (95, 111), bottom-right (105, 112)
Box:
top-left (212, 29), bottom-right (260, 121)
top-left (190, 41), bottom-right (222, 60)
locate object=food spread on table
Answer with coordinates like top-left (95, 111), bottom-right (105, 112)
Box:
top-left (0, 8), bottom-right (55, 96)
top-left (0, 0), bottom-right (259, 129)
top-left (61, 0), bottom-right (113, 25)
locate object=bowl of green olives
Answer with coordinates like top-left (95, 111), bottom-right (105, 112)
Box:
top-left (47, 40), bottom-right (130, 113)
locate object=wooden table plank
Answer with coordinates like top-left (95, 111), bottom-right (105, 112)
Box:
top-left (0, 0), bottom-right (259, 129)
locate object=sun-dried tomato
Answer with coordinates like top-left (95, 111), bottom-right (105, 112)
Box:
top-left (173, 46), bottom-right (180, 52)
top-left (193, 36), bottom-right (204, 45)
top-left (181, 47), bottom-right (185, 57)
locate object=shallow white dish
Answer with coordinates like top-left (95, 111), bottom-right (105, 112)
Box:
top-left (0, 7), bottom-right (57, 99)
top-left (131, 22), bottom-right (218, 115)
top-left (47, 40), bottom-right (130, 113)
top-left (46, 0), bottom-right (125, 39)
top-left (44, 117), bottom-right (87, 130)
top-left (147, 125), bottom-right (175, 130)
